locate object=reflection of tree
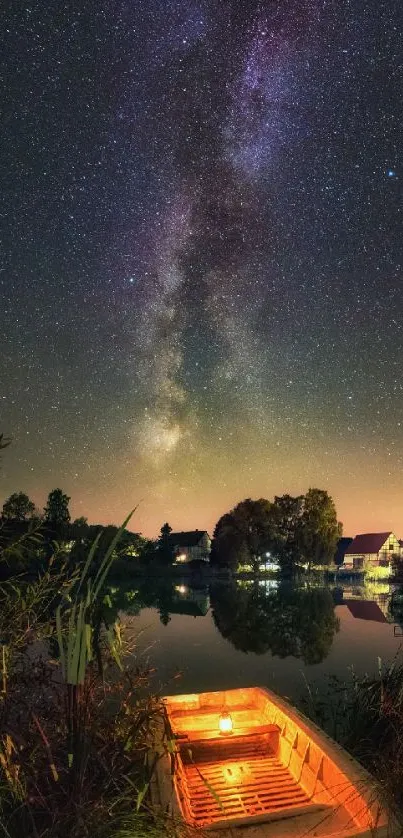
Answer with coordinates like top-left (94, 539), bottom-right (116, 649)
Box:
top-left (389, 590), bottom-right (403, 629)
top-left (210, 583), bottom-right (339, 664)
top-left (104, 578), bottom-right (212, 625)
top-left (105, 577), bottom-right (176, 624)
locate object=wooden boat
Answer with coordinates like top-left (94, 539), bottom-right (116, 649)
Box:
top-left (151, 686), bottom-right (399, 837)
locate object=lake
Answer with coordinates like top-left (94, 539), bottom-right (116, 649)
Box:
top-left (108, 576), bottom-right (403, 707)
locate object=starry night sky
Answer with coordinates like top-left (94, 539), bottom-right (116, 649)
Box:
top-left (1, 0), bottom-right (403, 537)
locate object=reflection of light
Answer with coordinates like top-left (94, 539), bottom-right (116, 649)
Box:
top-left (175, 585), bottom-right (188, 595)
top-left (260, 561), bottom-right (280, 571)
top-left (175, 553), bottom-right (187, 563)
top-left (219, 712), bottom-right (233, 735)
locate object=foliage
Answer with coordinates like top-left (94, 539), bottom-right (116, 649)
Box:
top-left (211, 499), bottom-right (275, 572)
top-left (44, 488), bottom-right (71, 527)
top-left (157, 522), bottom-right (174, 565)
top-left (270, 494), bottom-right (304, 574)
top-left (72, 516), bottom-right (88, 527)
top-left (1, 491), bottom-right (36, 522)
top-left (68, 523), bottom-right (149, 575)
top-left (0, 517), bottom-right (169, 838)
top-left (297, 488), bottom-right (342, 570)
top-left (301, 659), bottom-right (403, 818)
top-left (0, 519), bottom-right (47, 573)
top-left (211, 490), bottom-right (342, 574)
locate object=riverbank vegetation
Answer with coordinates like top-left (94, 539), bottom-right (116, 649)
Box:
top-left (302, 658), bottom-right (403, 821)
top-left (0, 519), bottom-right (169, 838)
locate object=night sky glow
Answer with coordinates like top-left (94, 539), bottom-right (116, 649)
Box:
top-left (1, 1), bottom-right (403, 537)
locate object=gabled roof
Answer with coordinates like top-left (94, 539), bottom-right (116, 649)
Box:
top-left (345, 532), bottom-right (392, 555)
top-left (168, 530), bottom-right (209, 547)
top-left (346, 601), bottom-right (388, 623)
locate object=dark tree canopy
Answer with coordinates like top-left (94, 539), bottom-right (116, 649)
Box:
top-left (211, 498), bottom-right (275, 572)
top-left (72, 516), bottom-right (88, 527)
top-left (157, 522), bottom-right (174, 564)
top-left (270, 494), bottom-right (304, 573)
top-left (211, 489), bottom-right (342, 573)
top-left (43, 488), bottom-right (71, 527)
top-left (2, 491), bottom-right (36, 522)
top-left (297, 488), bottom-right (342, 570)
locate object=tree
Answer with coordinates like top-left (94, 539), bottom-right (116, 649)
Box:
top-left (72, 516), bottom-right (88, 527)
top-left (2, 491), bottom-right (36, 521)
top-left (157, 522), bottom-right (174, 564)
top-left (44, 488), bottom-right (71, 527)
top-left (210, 512), bottom-right (248, 570)
top-left (211, 499), bottom-right (276, 573)
top-left (271, 494), bottom-right (304, 574)
top-left (297, 488), bottom-right (342, 570)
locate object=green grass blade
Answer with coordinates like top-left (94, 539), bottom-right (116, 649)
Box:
top-left (55, 606), bottom-right (66, 679)
top-left (93, 510), bottom-right (136, 600)
top-left (76, 531), bottom-right (102, 595)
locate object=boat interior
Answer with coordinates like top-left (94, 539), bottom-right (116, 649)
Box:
top-left (162, 687), bottom-right (389, 836)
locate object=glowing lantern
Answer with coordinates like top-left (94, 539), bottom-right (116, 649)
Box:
top-left (219, 711), bottom-right (233, 735)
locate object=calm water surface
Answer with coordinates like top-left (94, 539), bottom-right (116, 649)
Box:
top-left (112, 577), bottom-right (403, 705)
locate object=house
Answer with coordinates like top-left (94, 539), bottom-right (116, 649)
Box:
top-left (334, 537), bottom-right (353, 566)
top-left (342, 532), bottom-right (402, 574)
top-left (168, 530), bottom-right (211, 564)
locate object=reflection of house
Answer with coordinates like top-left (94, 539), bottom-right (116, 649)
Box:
top-left (169, 531), bottom-right (211, 563)
top-left (343, 532), bottom-right (401, 574)
top-left (345, 600), bottom-right (388, 623)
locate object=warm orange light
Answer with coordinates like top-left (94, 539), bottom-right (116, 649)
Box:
top-left (219, 711), bottom-right (233, 735)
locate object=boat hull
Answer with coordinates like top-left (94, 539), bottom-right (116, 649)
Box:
top-left (151, 686), bottom-right (399, 837)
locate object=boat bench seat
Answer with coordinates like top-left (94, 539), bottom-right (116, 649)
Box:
top-left (174, 723), bottom-right (280, 744)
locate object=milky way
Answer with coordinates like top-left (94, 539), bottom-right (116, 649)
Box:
top-left (1, 1), bottom-right (403, 536)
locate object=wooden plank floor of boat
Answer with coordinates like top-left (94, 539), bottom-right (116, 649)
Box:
top-left (179, 737), bottom-right (320, 829)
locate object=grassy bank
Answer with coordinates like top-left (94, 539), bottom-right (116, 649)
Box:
top-left (301, 658), bottom-right (403, 819)
top-left (0, 523), bottom-right (170, 838)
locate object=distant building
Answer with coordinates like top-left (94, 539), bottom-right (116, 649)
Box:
top-left (342, 532), bottom-right (402, 573)
top-left (169, 530), bottom-right (211, 564)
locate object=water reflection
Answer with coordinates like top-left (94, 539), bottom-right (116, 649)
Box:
top-left (210, 582), bottom-right (340, 663)
top-left (104, 575), bottom-right (403, 666)
top-left (105, 577), bottom-right (210, 625)
top-left (105, 577), bottom-right (340, 663)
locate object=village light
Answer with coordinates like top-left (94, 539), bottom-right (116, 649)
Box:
top-left (219, 711), bottom-right (233, 735)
